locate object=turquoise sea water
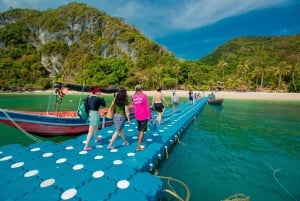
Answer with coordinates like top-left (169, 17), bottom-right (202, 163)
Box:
top-left (157, 100), bottom-right (300, 201)
top-left (1, 94), bottom-right (300, 201)
top-left (0, 93), bottom-right (115, 146)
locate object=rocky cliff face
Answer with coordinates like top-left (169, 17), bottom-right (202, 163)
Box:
top-left (0, 3), bottom-right (174, 90)
top-left (0, 3), bottom-right (144, 74)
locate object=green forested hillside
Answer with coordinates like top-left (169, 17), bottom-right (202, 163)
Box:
top-left (0, 2), bottom-right (299, 92)
top-left (200, 35), bottom-right (300, 92)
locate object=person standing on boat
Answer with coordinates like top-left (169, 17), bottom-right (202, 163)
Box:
top-left (172, 90), bottom-right (179, 113)
top-left (107, 88), bottom-right (131, 150)
top-left (132, 85), bottom-right (153, 151)
top-left (84, 87), bottom-right (106, 151)
top-left (152, 86), bottom-right (168, 125)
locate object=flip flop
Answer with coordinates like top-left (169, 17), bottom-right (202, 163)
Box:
top-left (122, 141), bottom-right (129, 146)
top-left (136, 146), bottom-right (144, 151)
top-left (84, 147), bottom-right (92, 151)
top-left (107, 145), bottom-right (114, 150)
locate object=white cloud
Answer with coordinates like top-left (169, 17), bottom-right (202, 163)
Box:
top-left (94, 0), bottom-right (290, 37)
top-left (0, 0), bottom-right (70, 11)
top-left (170, 0), bottom-right (287, 29)
top-left (0, 0), bottom-right (291, 38)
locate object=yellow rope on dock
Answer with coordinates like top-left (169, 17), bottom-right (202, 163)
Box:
top-left (157, 175), bottom-right (191, 201)
top-left (222, 193), bottom-right (250, 201)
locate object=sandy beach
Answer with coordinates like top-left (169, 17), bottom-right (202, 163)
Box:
top-left (19, 89), bottom-right (299, 101)
top-left (127, 90), bottom-right (300, 101)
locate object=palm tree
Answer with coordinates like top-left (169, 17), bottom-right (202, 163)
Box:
top-left (291, 57), bottom-right (299, 92)
top-left (287, 55), bottom-right (299, 92)
top-left (217, 60), bottom-right (228, 90)
top-left (188, 63), bottom-right (202, 86)
top-left (257, 62), bottom-right (268, 91)
top-left (272, 61), bottom-right (289, 92)
top-left (173, 66), bottom-right (181, 90)
top-left (237, 60), bottom-right (249, 89)
top-left (249, 65), bottom-right (261, 91)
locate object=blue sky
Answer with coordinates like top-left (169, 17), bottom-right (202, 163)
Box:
top-left (1, 0), bottom-right (300, 60)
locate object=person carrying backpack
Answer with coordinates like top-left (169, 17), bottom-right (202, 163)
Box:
top-left (83, 87), bottom-right (106, 151)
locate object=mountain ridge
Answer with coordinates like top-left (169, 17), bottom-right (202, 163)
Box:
top-left (0, 2), bottom-right (299, 92)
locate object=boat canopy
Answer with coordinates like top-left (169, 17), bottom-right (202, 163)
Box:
top-left (54, 82), bottom-right (118, 94)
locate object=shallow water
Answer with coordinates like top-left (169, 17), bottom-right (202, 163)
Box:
top-left (1, 95), bottom-right (300, 200)
top-left (0, 93), bottom-right (113, 146)
top-left (157, 100), bottom-right (300, 201)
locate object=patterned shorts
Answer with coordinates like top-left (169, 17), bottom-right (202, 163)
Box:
top-left (113, 114), bottom-right (126, 131)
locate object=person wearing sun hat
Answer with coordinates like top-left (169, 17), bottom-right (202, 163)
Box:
top-left (83, 87), bottom-right (106, 151)
top-left (132, 84), bottom-right (153, 151)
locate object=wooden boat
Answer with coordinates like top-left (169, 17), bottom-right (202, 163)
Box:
top-left (0, 109), bottom-right (108, 136)
top-left (0, 83), bottom-right (133, 137)
top-left (207, 98), bottom-right (224, 105)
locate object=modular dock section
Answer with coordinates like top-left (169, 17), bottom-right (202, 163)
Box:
top-left (0, 97), bottom-right (207, 200)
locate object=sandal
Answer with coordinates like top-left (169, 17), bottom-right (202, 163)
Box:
top-left (84, 147), bottom-right (92, 151)
top-left (107, 145), bottom-right (114, 150)
top-left (122, 141), bottom-right (129, 146)
top-left (136, 146), bottom-right (144, 151)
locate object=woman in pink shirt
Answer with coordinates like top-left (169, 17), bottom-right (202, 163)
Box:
top-left (132, 85), bottom-right (152, 151)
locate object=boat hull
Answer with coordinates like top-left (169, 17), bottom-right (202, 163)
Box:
top-left (0, 109), bottom-right (130, 137)
top-left (208, 98), bottom-right (224, 105)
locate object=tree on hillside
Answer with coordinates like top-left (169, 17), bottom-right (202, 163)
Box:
top-left (272, 61), bottom-right (289, 92)
top-left (287, 54), bottom-right (299, 92)
top-left (217, 60), bottom-right (228, 90)
top-left (249, 65), bottom-right (261, 91)
top-left (188, 62), bottom-right (203, 87)
top-left (173, 65), bottom-right (181, 90)
top-left (237, 60), bottom-right (250, 89)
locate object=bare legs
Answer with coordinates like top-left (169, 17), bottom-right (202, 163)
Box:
top-left (84, 125), bottom-right (98, 151)
top-left (137, 130), bottom-right (144, 151)
top-left (158, 107), bottom-right (166, 124)
top-left (108, 130), bottom-right (128, 149)
top-left (173, 104), bottom-right (177, 113)
top-left (157, 112), bottom-right (162, 125)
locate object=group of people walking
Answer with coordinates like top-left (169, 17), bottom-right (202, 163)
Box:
top-left (83, 85), bottom-right (180, 152)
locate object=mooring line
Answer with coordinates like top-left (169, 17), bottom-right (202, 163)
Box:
top-left (272, 167), bottom-right (297, 201)
top-left (0, 109), bottom-right (41, 142)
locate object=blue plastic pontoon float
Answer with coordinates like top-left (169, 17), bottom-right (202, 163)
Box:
top-left (0, 97), bottom-right (207, 201)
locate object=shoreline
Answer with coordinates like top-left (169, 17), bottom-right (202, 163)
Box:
top-left (1, 90), bottom-right (300, 101)
top-left (129, 90), bottom-right (300, 101)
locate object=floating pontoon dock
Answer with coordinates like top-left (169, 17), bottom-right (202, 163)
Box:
top-left (0, 97), bottom-right (207, 201)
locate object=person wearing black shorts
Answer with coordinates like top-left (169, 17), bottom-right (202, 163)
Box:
top-left (152, 86), bottom-right (168, 125)
top-left (132, 85), bottom-right (153, 151)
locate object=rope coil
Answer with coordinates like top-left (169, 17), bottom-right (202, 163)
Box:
top-left (158, 175), bottom-right (191, 201)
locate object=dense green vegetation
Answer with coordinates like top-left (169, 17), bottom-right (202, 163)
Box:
top-left (0, 3), bottom-right (299, 92)
top-left (200, 35), bottom-right (300, 92)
